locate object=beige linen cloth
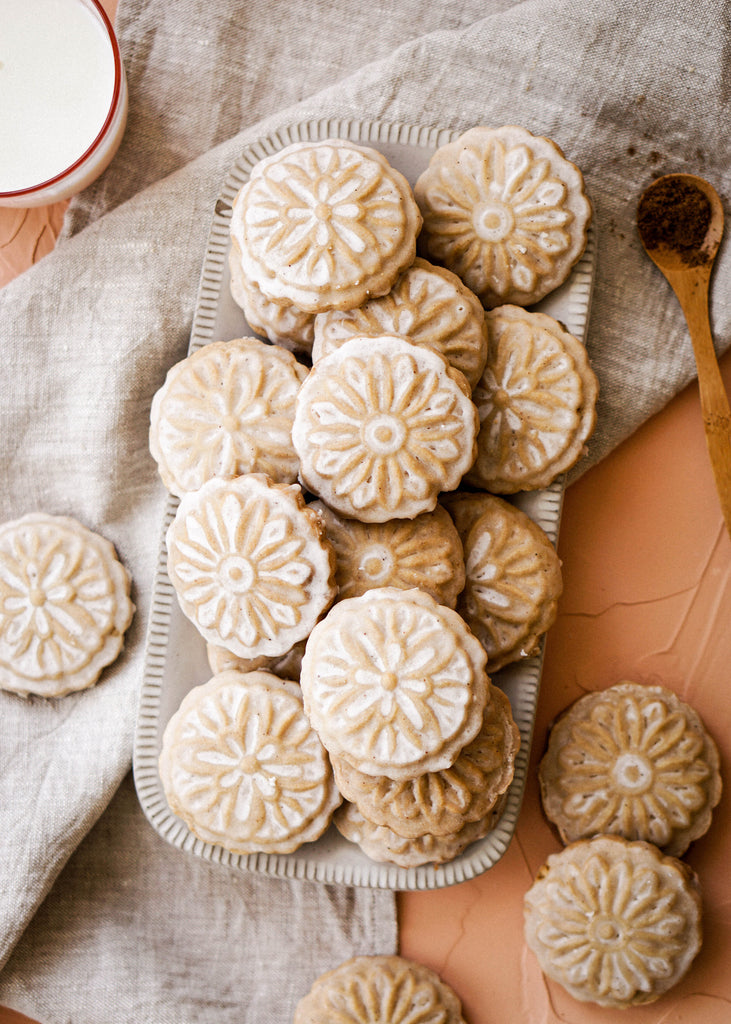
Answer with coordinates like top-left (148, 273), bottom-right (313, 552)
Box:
top-left (1, 0), bottom-right (729, 1020)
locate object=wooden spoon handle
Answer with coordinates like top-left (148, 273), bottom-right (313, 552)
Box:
top-left (667, 268), bottom-right (731, 538)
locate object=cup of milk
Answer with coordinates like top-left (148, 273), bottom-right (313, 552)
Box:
top-left (0, 0), bottom-right (128, 207)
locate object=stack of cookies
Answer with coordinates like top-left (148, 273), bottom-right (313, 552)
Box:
top-left (150, 127), bottom-right (599, 865)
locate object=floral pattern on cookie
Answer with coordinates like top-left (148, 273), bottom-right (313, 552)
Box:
top-left (159, 671), bottom-right (341, 854)
top-left (0, 513), bottom-right (134, 697)
top-left (524, 836), bottom-right (703, 1008)
top-left (467, 305), bottom-right (598, 492)
top-left (538, 681), bottom-right (722, 856)
top-left (149, 338), bottom-right (308, 497)
top-left (166, 475), bottom-right (335, 659)
top-left (293, 335), bottom-right (478, 522)
top-left (300, 587), bottom-right (488, 779)
top-left (228, 255), bottom-right (316, 354)
top-left (231, 139), bottom-right (421, 312)
top-left (414, 125), bottom-right (591, 308)
top-left (312, 258), bottom-right (487, 389)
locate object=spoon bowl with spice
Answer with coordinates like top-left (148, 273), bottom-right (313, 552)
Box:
top-left (637, 173), bottom-right (731, 539)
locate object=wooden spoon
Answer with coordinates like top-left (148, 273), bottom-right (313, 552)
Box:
top-left (637, 173), bottom-right (731, 539)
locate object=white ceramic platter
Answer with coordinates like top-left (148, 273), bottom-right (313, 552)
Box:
top-left (133, 118), bottom-right (596, 890)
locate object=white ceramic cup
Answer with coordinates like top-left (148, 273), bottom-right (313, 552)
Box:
top-left (0, 0), bottom-right (128, 208)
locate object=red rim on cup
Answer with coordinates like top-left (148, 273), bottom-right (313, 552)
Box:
top-left (0, 0), bottom-right (128, 208)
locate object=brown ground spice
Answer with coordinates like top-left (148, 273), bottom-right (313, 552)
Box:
top-left (637, 177), bottom-right (712, 265)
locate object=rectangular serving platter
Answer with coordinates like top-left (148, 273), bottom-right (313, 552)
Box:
top-left (133, 117), bottom-right (596, 890)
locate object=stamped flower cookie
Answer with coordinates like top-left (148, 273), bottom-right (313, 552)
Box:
top-left (159, 670), bottom-right (341, 854)
top-left (300, 587), bottom-right (488, 780)
top-left (230, 139), bottom-right (422, 313)
top-left (524, 835), bottom-right (703, 1008)
top-left (228, 256), bottom-right (316, 354)
top-left (538, 681), bottom-right (722, 856)
top-left (311, 500), bottom-right (465, 608)
top-left (334, 796), bottom-right (505, 868)
top-left (293, 335), bottom-right (479, 522)
top-left (149, 338), bottom-right (308, 497)
top-left (312, 258), bottom-right (488, 390)
top-left (206, 638), bottom-right (306, 682)
top-left (166, 474), bottom-right (336, 659)
top-left (443, 492), bottom-right (563, 671)
top-left (414, 125), bottom-right (591, 308)
top-left (0, 513), bottom-right (134, 698)
top-left (332, 685), bottom-right (518, 838)
top-left (466, 305), bottom-right (598, 492)
top-left (294, 955), bottom-right (467, 1024)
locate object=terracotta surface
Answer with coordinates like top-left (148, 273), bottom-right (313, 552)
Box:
top-left (1, 2), bottom-right (730, 1013)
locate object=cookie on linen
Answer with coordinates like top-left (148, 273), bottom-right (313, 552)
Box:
top-left (206, 638), bottom-right (306, 682)
top-left (524, 835), bottom-right (703, 1008)
top-left (443, 491), bottom-right (563, 671)
top-left (334, 796), bottom-right (505, 867)
top-left (228, 253), bottom-right (316, 355)
top-left (149, 337), bottom-right (308, 497)
top-left (159, 670), bottom-right (341, 854)
top-left (0, 513), bottom-right (134, 698)
top-left (466, 305), bottom-right (598, 493)
top-left (332, 685), bottom-right (519, 838)
top-left (414, 124), bottom-right (591, 308)
top-left (294, 955), bottom-right (467, 1024)
top-left (312, 257), bottom-right (488, 390)
top-left (538, 681), bottom-right (722, 856)
top-left (230, 139), bottom-right (421, 313)
top-left (300, 587), bottom-right (489, 780)
top-left (166, 474), bottom-right (336, 659)
top-left (310, 500), bottom-right (465, 608)
top-left (292, 335), bottom-right (479, 523)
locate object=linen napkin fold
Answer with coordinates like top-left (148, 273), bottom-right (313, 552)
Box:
top-left (1, 0), bottom-right (730, 1019)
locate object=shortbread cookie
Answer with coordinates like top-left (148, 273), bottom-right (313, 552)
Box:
top-left (230, 139), bottom-right (421, 313)
top-left (538, 681), bottom-right (722, 856)
top-left (206, 638), bottom-right (306, 682)
top-left (159, 670), bottom-right (341, 854)
top-left (293, 335), bottom-right (479, 522)
top-left (294, 955), bottom-right (466, 1024)
top-left (466, 305), bottom-right (598, 492)
top-left (166, 474), bottom-right (336, 659)
top-left (334, 796), bottom-right (505, 867)
top-left (332, 685), bottom-right (519, 837)
top-left (443, 492), bottom-right (563, 671)
top-left (228, 256), bottom-right (316, 354)
top-left (311, 500), bottom-right (465, 608)
top-left (149, 337), bottom-right (308, 497)
top-left (300, 587), bottom-right (488, 780)
top-left (524, 835), bottom-right (703, 1008)
top-left (414, 125), bottom-right (591, 308)
top-left (0, 513), bottom-right (134, 698)
top-left (312, 258), bottom-right (488, 390)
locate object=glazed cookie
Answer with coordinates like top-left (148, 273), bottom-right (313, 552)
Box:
top-left (159, 670), bottom-right (341, 854)
top-left (292, 335), bottom-right (479, 522)
top-left (310, 500), bottom-right (465, 608)
top-left (300, 587), bottom-right (489, 780)
top-left (294, 955), bottom-right (466, 1024)
top-left (414, 125), bottom-right (591, 308)
top-left (206, 638), bottom-right (306, 682)
top-left (443, 492), bottom-right (563, 671)
top-left (524, 835), bottom-right (703, 1008)
top-left (149, 337), bottom-right (308, 497)
top-left (332, 685), bottom-right (519, 838)
top-left (0, 513), bottom-right (134, 698)
top-left (230, 139), bottom-right (422, 313)
top-left (228, 255), bottom-right (316, 355)
top-left (166, 474), bottom-right (336, 659)
top-left (466, 305), bottom-right (598, 492)
top-left (538, 681), bottom-right (722, 856)
top-left (312, 258), bottom-right (488, 390)
top-left (334, 796), bottom-right (505, 867)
